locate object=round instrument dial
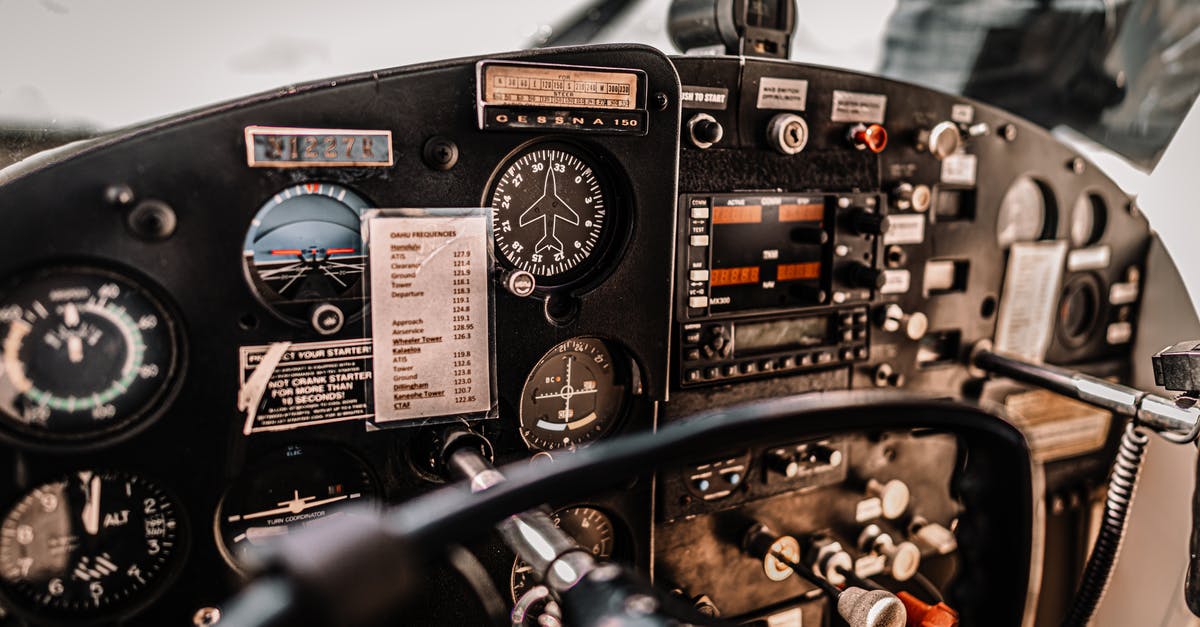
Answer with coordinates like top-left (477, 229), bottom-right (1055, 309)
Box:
top-left (243, 182), bottom-right (372, 323)
top-left (1070, 193), bottom-right (1107, 247)
top-left (0, 268), bottom-right (180, 444)
top-left (996, 176), bottom-right (1055, 248)
top-left (510, 506), bottom-right (616, 602)
top-left (0, 471), bottom-right (182, 619)
top-left (487, 144), bottom-right (614, 286)
top-left (215, 444), bottom-right (378, 572)
top-left (519, 337), bottom-right (630, 451)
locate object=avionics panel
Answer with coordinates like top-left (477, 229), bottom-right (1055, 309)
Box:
top-left (677, 192), bottom-right (883, 387)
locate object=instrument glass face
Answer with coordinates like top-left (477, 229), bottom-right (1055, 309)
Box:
top-left (0, 268), bottom-right (179, 443)
top-left (518, 337), bottom-right (629, 451)
top-left (996, 176), bottom-right (1054, 248)
top-left (487, 144), bottom-right (614, 286)
top-left (0, 471), bottom-right (182, 618)
top-left (215, 444), bottom-right (378, 571)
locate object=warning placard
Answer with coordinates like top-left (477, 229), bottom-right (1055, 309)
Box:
top-left (238, 339), bottom-right (373, 434)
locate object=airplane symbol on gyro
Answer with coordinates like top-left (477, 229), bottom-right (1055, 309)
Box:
top-left (519, 166), bottom-right (580, 254)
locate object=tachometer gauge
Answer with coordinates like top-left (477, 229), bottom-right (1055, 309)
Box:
top-left (0, 267), bottom-right (180, 445)
top-left (996, 176), bottom-right (1055, 248)
top-left (510, 506), bottom-right (616, 602)
top-left (0, 471), bottom-right (182, 620)
top-left (487, 143), bottom-right (616, 287)
top-left (215, 444), bottom-right (378, 572)
top-left (243, 182), bottom-right (371, 324)
top-left (519, 337), bottom-right (631, 451)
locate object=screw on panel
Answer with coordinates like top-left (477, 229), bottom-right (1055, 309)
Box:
top-left (126, 199), bottom-right (177, 241)
top-left (653, 92), bottom-right (670, 111)
top-left (423, 136), bottom-right (459, 170)
top-left (1000, 124), bottom-right (1018, 142)
top-left (105, 184), bottom-right (135, 206)
top-left (1068, 157), bottom-right (1086, 174)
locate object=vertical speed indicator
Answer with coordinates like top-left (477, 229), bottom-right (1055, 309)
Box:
top-left (487, 144), bottom-right (615, 287)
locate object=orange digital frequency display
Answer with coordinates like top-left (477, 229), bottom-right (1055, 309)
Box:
top-left (710, 266), bottom-right (761, 287)
top-left (776, 262), bottom-right (822, 281)
top-left (711, 205), bottom-right (763, 224)
top-left (778, 203), bottom-right (824, 222)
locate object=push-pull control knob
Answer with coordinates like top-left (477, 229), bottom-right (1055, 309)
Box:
top-left (766, 449), bottom-right (800, 478)
top-left (858, 524), bottom-right (921, 582)
top-left (866, 478), bottom-right (911, 520)
top-left (851, 210), bottom-right (891, 236)
top-left (920, 121), bottom-right (961, 160)
top-left (847, 262), bottom-right (886, 290)
top-left (848, 123), bottom-right (888, 153)
top-left (688, 113), bottom-right (724, 149)
top-left (875, 304), bottom-right (929, 341)
top-left (892, 182), bottom-right (932, 213)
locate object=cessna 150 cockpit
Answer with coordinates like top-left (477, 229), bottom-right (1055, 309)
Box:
top-left (2, 0), bottom-right (1200, 625)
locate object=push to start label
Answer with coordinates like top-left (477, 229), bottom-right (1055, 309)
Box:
top-left (366, 210), bottom-right (495, 425)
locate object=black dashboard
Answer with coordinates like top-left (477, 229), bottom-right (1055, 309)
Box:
top-left (0, 42), bottom-right (1152, 626)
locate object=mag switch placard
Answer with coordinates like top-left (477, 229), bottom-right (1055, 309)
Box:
top-left (364, 208), bottom-right (496, 427)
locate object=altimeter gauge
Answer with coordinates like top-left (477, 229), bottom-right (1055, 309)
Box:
top-left (0, 471), bottom-right (182, 619)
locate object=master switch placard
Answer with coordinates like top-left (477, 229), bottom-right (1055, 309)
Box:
top-left (365, 209), bottom-right (495, 426)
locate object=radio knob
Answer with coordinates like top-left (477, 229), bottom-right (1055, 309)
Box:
top-left (791, 226), bottom-right (828, 245)
top-left (702, 325), bottom-right (732, 359)
top-left (851, 210), bottom-right (891, 236)
top-left (847, 262), bottom-right (886, 290)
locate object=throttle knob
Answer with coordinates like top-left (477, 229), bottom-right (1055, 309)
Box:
top-left (922, 121), bottom-right (961, 160)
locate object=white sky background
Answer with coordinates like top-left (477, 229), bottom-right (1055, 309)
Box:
top-left (0, 0), bottom-right (894, 130)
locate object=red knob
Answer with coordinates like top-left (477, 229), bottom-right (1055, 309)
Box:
top-left (850, 123), bottom-right (888, 153)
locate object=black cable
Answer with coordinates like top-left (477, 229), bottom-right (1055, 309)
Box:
top-left (768, 550), bottom-right (842, 599)
top-left (835, 565), bottom-right (882, 591)
top-left (446, 544), bottom-right (509, 627)
top-left (910, 572), bottom-right (944, 604)
top-left (1061, 422), bottom-right (1150, 627)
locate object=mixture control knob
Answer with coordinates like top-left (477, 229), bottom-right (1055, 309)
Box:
top-left (847, 262), bottom-right (886, 290)
top-left (688, 113), bottom-right (724, 149)
top-left (810, 538), bottom-right (854, 586)
top-left (921, 121), bottom-right (962, 160)
top-left (851, 210), bottom-right (891, 236)
top-left (892, 182), bottom-right (932, 213)
top-left (848, 123), bottom-right (889, 153)
top-left (858, 524), bottom-right (921, 582)
top-left (867, 478), bottom-right (911, 520)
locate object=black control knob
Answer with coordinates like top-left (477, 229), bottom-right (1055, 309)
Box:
top-left (851, 210), bottom-right (891, 236)
top-left (847, 262), bottom-right (886, 290)
top-left (702, 325), bottom-right (732, 359)
top-left (688, 113), bottom-right (724, 149)
top-left (791, 226), bottom-right (828, 245)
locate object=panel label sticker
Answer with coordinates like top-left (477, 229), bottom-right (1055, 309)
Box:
top-left (994, 241), bottom-right (1068, 362)
top-left (476, 61), bottom-right (647, 135)
top-left (481, 62), bottom-right (639, 110)
top-left (883, 214), bottom-right (925, 245)
top-left (244, 126), bottom-right (394, 168)
top-left (1067, 245), bottom-right (1112, 271)
top-left (366, 210), bottom-right (494, 425)
top-left (940, 153), bottom-right (977, 186)
top-left (1006, 389), bottom-right (1111, 462)
top-left (951, 103), bottom-right (974, 124)
top-left (681, 85), bottom-right (730, 110)
top-left (881, 269), bottom-right (911, 295)
top-left (757, 77), bottom-right (809, 111)
top-left (830, 90), bottom-right (887, 123)
top-left (238, 339), bottom-right (374, 434)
